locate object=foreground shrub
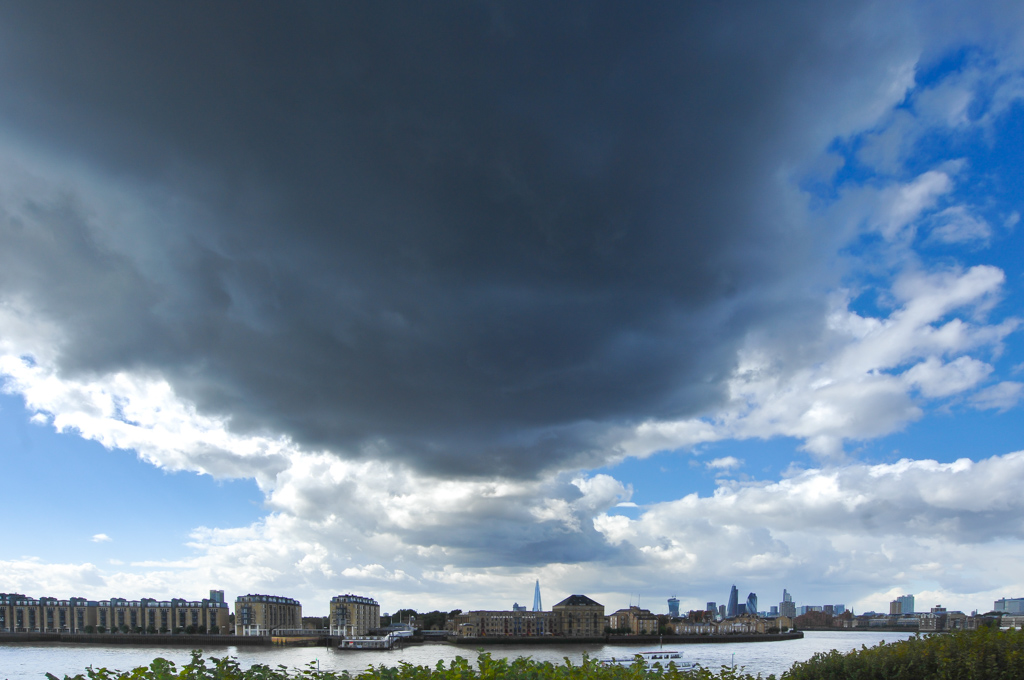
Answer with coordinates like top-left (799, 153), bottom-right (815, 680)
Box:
top-left (49, 650), bottom-right (756, 680)
top-left (782, 626), bottom-right (1024, 680)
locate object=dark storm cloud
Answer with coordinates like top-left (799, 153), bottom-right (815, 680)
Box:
top-left (0, 2), bottom-right (914, 476)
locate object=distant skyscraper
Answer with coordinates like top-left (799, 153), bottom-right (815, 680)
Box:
top-left (835, 604), bottom-right (845, 615)
top-left (770, 605), bottom-right (778, 617)
top-left (532, 580), bottom-right (543, 612)
top-left (779, 589), bottom-right (796, 618)
top-left (668, 597), bottom-right (680, 618)
top-left (706, 601), bottom-right (717, 613)
top-left (995, 598), bottom-right (1024, 614)
top-left (727, 585), bottom-right (739, 618)
top-left (892, 594), bottom-right (914, 615)
top-left (512, 602), bottom-right (526, 612)
top-left (746, 593), bottom-right (757, 617)
top-left (718, 604), bottom-right (726, 619)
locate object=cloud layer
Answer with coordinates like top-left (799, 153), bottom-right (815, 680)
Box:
top-left (1, 1), bottom-right (1024, 616)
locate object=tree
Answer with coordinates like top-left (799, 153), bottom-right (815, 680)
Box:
top-left (96, 625), bottom-right (107, 633)
top-left (84, 625), bottom-right (95, 634)
top-left (392, 608), bottom-right (418, 622)
top-left (210, 624), bottom-right (219, 634)
top-left (419, 610), bottom-right (447, 630)
top-left (185, 624), bottom-right (197, 634)
top-left (147, 625), bottom-right (157, 634)
top-left (119, 624), bottom-right (130, 634)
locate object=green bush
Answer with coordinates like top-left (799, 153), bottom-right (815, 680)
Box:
top-left (48, 650), bottom-right (752, 680)
top-left (782, 627), bottom-right (1024, 680)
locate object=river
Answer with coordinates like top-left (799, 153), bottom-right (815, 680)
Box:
top-left (0, 630), bottom-right (914, 680)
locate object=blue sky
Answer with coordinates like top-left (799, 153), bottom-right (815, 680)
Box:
top-left (1, 2), bottom-right (1024, 617)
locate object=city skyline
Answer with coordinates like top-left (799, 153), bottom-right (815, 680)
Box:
top-left (1, 582), bottom-right (1017, 620)
top-left (2, 2), bottom-right (1024, 617)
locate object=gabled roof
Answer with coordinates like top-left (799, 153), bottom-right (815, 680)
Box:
top-left (553, 594), bottom-right (603, 608)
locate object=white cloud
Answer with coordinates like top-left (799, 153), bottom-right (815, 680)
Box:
top-left (91, 533), bottom-right (112, 543)
top-left (589, 451), bottom-right (1024, 612)
top-left (5, 446), bottom-right (1024, 615)
top-left (877, 169), bottom-right (954, 240)
top-left (619, 265), bottom-right (1018, 460)
top-left (0, 352), bottom-right (291, 486)
top-left (340, 564), bottom-right (413, 582)
top-left (970, 381), bottom-right (1024, 412)
top-left (928, 206), bottom-right (992, 244)
top-left (706, 457), bottom-right (743, 470)
top-left (903, 355), bottom-right (992, 398)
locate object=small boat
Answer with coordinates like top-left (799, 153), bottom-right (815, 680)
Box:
top-left (597, 650), bottom-right (696, 672)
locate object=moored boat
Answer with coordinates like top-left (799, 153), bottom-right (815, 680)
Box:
top-left (597, 650), bottom-right (696, 672)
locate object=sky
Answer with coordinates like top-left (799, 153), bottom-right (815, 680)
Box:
top-left (1, 1), bottom-right (1024, 618)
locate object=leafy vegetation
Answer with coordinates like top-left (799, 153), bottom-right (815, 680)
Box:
top-left (47, 627), bottom-right (1024, 680)
top-left (783, 626), bottom-right (1024, 679)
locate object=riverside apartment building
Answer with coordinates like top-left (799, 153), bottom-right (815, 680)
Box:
top-left (234, 593), bottom-right (303, 635)
top-left (0, 591), bottom-right (229, 633)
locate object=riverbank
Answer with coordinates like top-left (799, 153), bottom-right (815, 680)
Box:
top-left (0, 630), bottom-right (802, 649)
top-left (795, 626), bottom-right (918, 633)
top-left (0, 632), bottom-right (272, 646)
top-left (451, 631), bottom-right (803, 645)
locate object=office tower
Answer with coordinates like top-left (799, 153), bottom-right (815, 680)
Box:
top-left (668, 597), bottom-right (680, 618)
top-left (746, 593), bottom-right (757, 617)
top-left (892, 594), bottom-right (914, 615)
top-left (779, 589), bottom-right (796, 618)
top-left (533, 580), bottom-right (543, 612)
top-left (727, 585), bottom-right (739, 618)
top-left (994, 598), bottom-right (1024, 614)
top-left (706, 601), bottom-right (716, 613)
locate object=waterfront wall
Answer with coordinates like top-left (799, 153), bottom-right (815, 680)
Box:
top-left (0, 630), bottom-right (804, 648)
top-left (608, 632), bottom-right (803, 645)
top-left (796, 626), bottom-right (917, 632)
top-left (451, 631), bottom-right (803, 646)
top-left (452, 635), bottom-right (606, 645)
top-left (0, 632), bottom-right (272, 646)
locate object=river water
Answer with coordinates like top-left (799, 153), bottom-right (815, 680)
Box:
top-left (0, 631), bottom-right (913, 680)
